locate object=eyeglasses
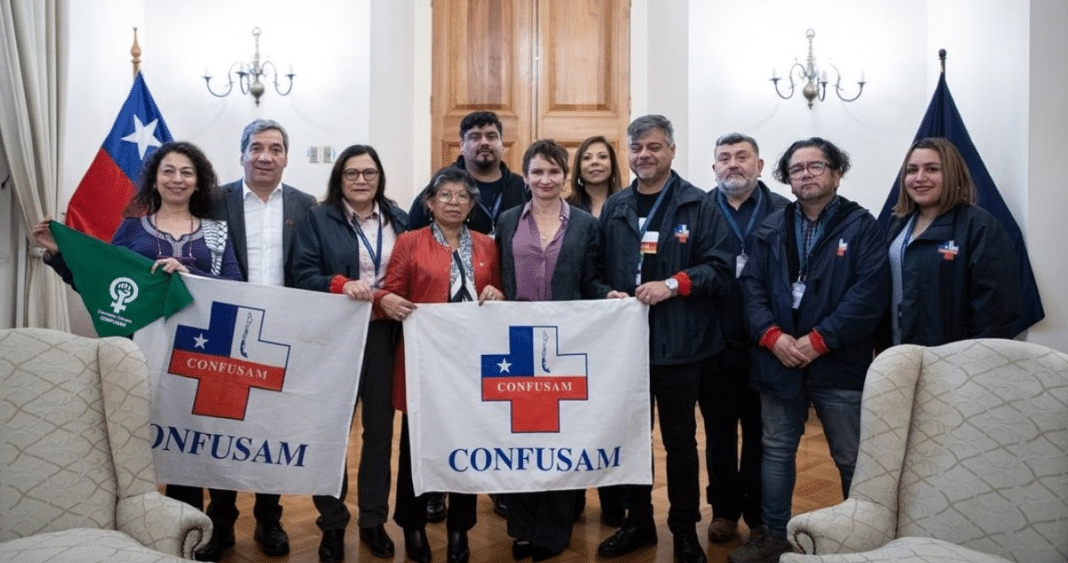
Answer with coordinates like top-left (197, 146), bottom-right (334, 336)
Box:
top-left (788, 161), bottom-right (831, 178)
top-left (436, 191), bottom-right (472, 204)
top-left (343, 168), bottom-right (379, 182)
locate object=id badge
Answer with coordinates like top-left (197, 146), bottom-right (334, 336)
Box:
top-left (791, 281), bottom-right (806, 309)
top-left (735, 253), bottom-right (748, 278)
top-left (640, 231), bottom-right (659, 255)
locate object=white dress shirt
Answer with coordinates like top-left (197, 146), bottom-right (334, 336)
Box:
top-left (242, 181), bottom-right (285, 286)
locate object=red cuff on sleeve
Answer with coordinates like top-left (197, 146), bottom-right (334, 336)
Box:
top-left (808, 329), bottom-right (829, 355)
top-left (759, 326), bottom-right (784, 350)
top-left (329, 275), bottom-right (350, 294)
top-left (672, 272), bottom-right (692, 297)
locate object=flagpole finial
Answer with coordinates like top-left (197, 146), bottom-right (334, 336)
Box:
top-left (131, 27), bottom-right (142, 79)
top-left (939, 49), bottom-right (946, 74)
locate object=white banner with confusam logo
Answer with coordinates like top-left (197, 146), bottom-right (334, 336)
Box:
top-left (134, 274), bottom-right (369, 497)
top-left (405, 299), bottom-right (652, 495)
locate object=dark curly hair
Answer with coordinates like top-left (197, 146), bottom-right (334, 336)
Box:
top-left (773, 137), bottom-right (851, 185)
top-left (124, 141), bottom-right (218, 217)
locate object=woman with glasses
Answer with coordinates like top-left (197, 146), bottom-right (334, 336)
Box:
top-left (885, 137), bottom-right (1020, 346)
top-left (373, 166), bottom-right (504, 563)
top-left (567, 135), bottom-right (623, 218)
top-left (32, 140), bottom-right (241, 509)
top-left (291, 144), bottom-right (408, 562)
top-left (496, 139), bottom-right (617, 561)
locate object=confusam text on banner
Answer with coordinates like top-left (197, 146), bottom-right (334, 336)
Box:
top-left (134, 274), bottom-right (370, 496)
top-left (405, 298), bottom-right (651, 495)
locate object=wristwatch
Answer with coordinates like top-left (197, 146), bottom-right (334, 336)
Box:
top-left (664, 277), bottom-right (679, 295)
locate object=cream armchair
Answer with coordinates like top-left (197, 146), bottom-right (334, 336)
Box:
top-left (1, 328), bottom-right (211, 562)
top-left (783, 339), bottom-right (1068, 563)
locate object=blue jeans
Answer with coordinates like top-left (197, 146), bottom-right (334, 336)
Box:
top-left (759, 386), bottom-right (861, 535)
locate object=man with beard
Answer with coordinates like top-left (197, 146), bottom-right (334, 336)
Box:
top-left (407, 111), bottom-right (528, 236)
top-left (698, 134), bottom-right (788, 546)
top-left (731, 137), bottom-right (888, 563)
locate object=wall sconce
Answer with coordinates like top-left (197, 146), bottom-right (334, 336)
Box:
top-left (204, 27), bottom-right (294, 106)
top-left (771, 29), bottom-right (865, 109)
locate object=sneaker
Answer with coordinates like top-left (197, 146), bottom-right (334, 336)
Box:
top-left (707, 517), bottom-right (739, 543)
top-left (727, 526), bottom-right (793, 563)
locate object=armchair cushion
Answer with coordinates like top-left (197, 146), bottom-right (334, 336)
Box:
top-left (0, 529), bottom-right (197, 563)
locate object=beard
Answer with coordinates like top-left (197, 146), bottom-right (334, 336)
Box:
top-left (719, 175), bottom-right (755, 197)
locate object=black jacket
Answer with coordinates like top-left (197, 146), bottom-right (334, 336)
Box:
top-left (709, 182), bottom-right (791, 342)
top-left (291, 201), bottom-right (410, 293)
top-left (600, 172), bottom-right (733, 366)
top-left (407, 155), bottom-right (529, 234)
top-left (211, 181), bottom-right (317, 287)
top-left (887, 204), bottom-right (1020, 345)
top-left (496, 202), bottom-right (611, 301)
top-left (742, 196), bottom-right (889, 398)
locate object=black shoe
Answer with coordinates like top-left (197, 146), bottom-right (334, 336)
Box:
top-left (447, 531), bottom-right (470, 563)
top-left (427, 492), bottom-right (447, 523)
top-left (318, 529), bottom-right (345, 563)
top-left (194, 526), bottom-right (235, 562)
top-left (673, 531), bottom-right (707, 563)
top-left (512, 540), bottom-right (533, 561)
top-left (491, 494), bottom-right (508, 517)
top-left (254, 520), bottom-right (291, 556)
top-left (359, 524), bottom-right (395, 558)
top-left (597, 524), bottom-right (658, 558)
top-left (403, 527), bottom-right (431, 563)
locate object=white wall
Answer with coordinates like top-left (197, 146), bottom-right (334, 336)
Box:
top-left (1026, 0), bottom-right (1068, 349)
top-left (62, 0), bottom-right (371, 208)
top-left (687, 0), bottom-right (930, 212)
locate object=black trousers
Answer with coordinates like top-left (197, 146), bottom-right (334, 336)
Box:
top-left (394, 416), bottom-right (477, 532)
top-left (313, 321), bottom-right (398, 531)
top-left (506, 490), bottom-right (576, 553)
top-left (623, 361), bottom-right (703, 534)
top-left (698, 346), bottom-right (763, 526)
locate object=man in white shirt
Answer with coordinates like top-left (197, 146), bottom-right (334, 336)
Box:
top-left (195, 119), bottom-right (316, 562)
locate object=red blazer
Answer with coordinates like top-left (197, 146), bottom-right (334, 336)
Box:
top-left (373, 226), bottom-right (501, 411)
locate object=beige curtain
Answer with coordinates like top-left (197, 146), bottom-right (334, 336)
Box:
top-left (0, 0), bottom-right (69, 330)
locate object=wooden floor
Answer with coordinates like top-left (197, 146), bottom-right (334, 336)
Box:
top-left (207, 407), bottom-right (843, 563)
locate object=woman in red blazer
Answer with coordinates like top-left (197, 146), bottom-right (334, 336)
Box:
top-left (373, 166), bottom-right (503, 563)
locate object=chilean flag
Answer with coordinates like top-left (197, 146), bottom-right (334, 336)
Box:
top-left (65, 72), bottom-right (173, 240)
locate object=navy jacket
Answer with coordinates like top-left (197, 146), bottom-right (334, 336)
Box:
top-left (496, 202), bottom-right (611, 301)
top-left (291, 201), bottom-right (409, 293)
top-left (887, 204), bottom-right (1020, 345)
top-left (600, 172), bottom-right (733, 366)
top-left (709, 182), bottom-right (790, 342)
top-left (742, 196), bottom-right (889, 398)
top-left (407, 155), bottom-right (529, 234)
top-left (211, 181), bottom-right (317, 287)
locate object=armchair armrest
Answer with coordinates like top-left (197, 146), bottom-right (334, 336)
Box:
top-left (115, 491), bottom-right (212, 558)
top-left (788, 498), bottom-right (896, 555)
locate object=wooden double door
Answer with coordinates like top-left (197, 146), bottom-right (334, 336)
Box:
top-left (432, 0), bottom-right (631, 179)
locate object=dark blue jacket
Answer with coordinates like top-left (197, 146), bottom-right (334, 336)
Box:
top-left (291, 201), bottom-right (409, 293)
top-left (600, 172), bottom-right (733, 366)
top-left (742, 196), bottom-right (889, 398)
top-left (887, 204), bottom-right (1020, 345)
top-left (709, 182), bottom-right (791, 342)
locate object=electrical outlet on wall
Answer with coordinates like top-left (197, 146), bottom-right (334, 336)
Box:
top-left (323, 146), bottom-right (334, 163)
top-left (307, 146), bottom-right (320, 163)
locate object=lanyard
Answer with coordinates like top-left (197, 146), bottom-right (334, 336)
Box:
top-left (793, 212), bottom-right (825, 282)
top-left (637, 183), bottom-right (671, 256)
top-left (353, 214), bottom-right (383, 277)
top-left (900, 213), bottom-right (918, 257)
top-left (476, 190), bottom-right (504, 223)
top-left (717, 189), bottom-right (762, 249)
